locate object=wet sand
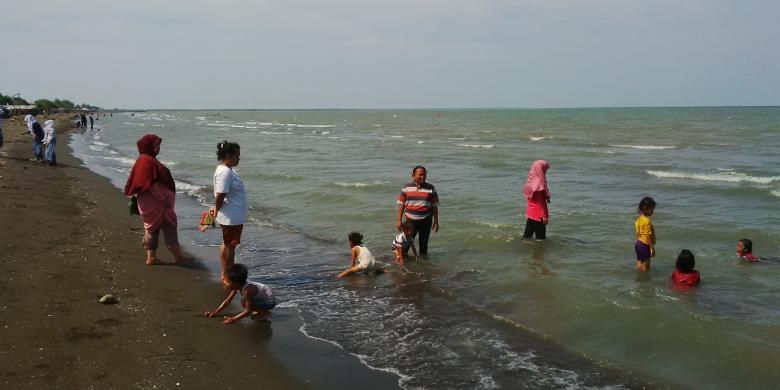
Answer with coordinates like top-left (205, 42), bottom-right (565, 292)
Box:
top-left (0, 115), bottom-right (399, 389)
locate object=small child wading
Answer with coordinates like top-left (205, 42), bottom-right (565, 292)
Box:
top-left (337, 232), bottom-right (383, 278)
top-left (634, 197), bottom-right (656, 272)
top-left (392, 221), bottom-right (418, 267)
top-left (206, 263), bottom-right (277, 324)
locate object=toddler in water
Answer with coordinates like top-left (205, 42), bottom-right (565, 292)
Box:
top-left (737, 238), bottom-right (758, 262)
top-left (338, 232), bottom-right (383, 278)
top-left (393, 221), bottom-right (418, 267)
top-left (634, 197), bottom-right (656, 271)
top-left (671, 249), bottom-right (700, 288)
top-left (205, 263), bottom-right (276, 324)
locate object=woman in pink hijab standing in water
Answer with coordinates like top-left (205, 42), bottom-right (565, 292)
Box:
top-left (522, 160), bottom-right (551, 240)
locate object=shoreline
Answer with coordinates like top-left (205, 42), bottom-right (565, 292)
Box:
top-left (0, 116), bottom-right (400, 389)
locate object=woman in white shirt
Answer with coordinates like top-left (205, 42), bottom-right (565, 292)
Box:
top-left (210, 141), bottom-right (247, 281)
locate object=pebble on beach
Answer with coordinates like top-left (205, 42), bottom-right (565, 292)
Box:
top-left (98, 294), bottom-right (119, 304)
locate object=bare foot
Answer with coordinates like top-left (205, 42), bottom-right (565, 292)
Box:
top-left (145, 258), bottom-right (163, 265)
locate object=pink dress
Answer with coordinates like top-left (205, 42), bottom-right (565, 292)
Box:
top-left (137, 182), bottom-right (178, 232)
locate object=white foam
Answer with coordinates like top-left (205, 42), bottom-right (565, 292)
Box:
top-left (417, 141), bottom-right (425, 144)
top-left (647, 170), bottom-right (780, 185)
top-left (92, 141), bottom-right (110, 147)
top-left (259, 131), bottom-right (293, 136)
top-left (175, 181), bottom-right (204, 194)
top-left (530, 136), bottom-right (547, 141)
top-left (457, 144), bottom-right (496, 149)
top-left (333, 181), bottom-right (386, 188)
top-left (610, 144), bottom-right (675, 150)
top-left (88, 145), bottom-right (106, 152)
top-left (159, 160), bottom-right (178, 166)
top-left (771, 190), bottom-right (780, 198)
top-left (102, 156), bottom-right (137, 165)
top-left (285, 123), bottom-right (336, 128)
top-left (448, 137), bottom-right (467, 141)
top-left (230, 125), bottom-right (246, 128)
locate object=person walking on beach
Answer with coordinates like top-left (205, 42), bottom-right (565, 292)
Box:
top-left (42, 119), bottom-right (57, 166)
top-left (124, 134), bottom-right (191, 265)
top-left (396, 165), bottom-right (439, 256)
top-left (80, 113), bottom-right (87, 128)
top-left (522, 160), bottom-right (551, 240)
top-left (30, 120), bottom-right (45, 162)
top-left (210, 141), bottom-right (246, 281)
top-left (89, 114), bottom-right (94, 129)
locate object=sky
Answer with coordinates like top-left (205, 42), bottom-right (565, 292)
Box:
top-left (3, 0), bottom-right (779, 109)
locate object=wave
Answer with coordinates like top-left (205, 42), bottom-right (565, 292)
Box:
top-left (610, 144), bottom-right (675, 150)
top-left (448, 137), bottom-right (467, 141)
top-left (286, 123), bottom-right (336, 128)
top-left (647, 170), bottom-right (780, 185)
top-left (529, 136), bottom-right (548, 141)
top-left (175, 180), bottom-right (205, 195)
top-left (458, 144), bottom-right (496, 149)
top-left (771, 190), bottom-right (780, 198)
top-left (102, 156), bottom-right (137, 165)
top-left (92, 141), bottom-right (111, 147)
top-left (332, 181), bottom-right (387, 188)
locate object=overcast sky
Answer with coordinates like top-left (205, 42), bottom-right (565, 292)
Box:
top-left (3, 0), bottom-right (778, 109)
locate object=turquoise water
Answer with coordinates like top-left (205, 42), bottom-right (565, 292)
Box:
top-left (73, 107), bottom-right (780, 388)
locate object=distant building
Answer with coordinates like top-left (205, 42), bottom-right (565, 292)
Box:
top-left (1, 104), bottom-right (39, 116)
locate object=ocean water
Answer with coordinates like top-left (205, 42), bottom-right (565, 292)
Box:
top-left (72, 107), bottom-right (780, 389)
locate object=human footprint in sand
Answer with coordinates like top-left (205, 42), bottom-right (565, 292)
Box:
top-left (124, 134), bottom-right (192, 265)
top-left (206, 263), bottom-right (277, 324)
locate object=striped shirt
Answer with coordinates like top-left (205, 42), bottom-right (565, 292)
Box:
top-left (392, 232), bottom-right (412, 251)
top-left (397, 182), bottom-right (439, 220)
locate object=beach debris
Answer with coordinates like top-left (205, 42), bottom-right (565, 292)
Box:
top-left (98, 294), bottom-right (119, 304)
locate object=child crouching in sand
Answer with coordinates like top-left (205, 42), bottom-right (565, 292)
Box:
top-left (338, 232), bottom-right (383, 278)
top-left (206, 263), bottom-right (277, 324)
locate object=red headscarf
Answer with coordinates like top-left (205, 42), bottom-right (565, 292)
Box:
top-left (522, 160), bottom-right (550, 200)
top-left (123, 134), bottom-right (176, 196)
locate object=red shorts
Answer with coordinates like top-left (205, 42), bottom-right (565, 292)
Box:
top-left (220, 224), bottom-right (243, 247)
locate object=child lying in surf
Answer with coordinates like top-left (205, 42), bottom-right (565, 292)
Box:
top-left (737, 238), bottom-right (759, 262)
top-left (338, 232), bottom-right (384, 278)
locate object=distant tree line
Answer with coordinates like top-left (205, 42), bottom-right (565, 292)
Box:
top-left (0, 92), bottom-right (100, 112)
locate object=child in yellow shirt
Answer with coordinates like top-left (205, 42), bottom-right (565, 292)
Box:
top-left (634, 197), bottom-right (656, 271)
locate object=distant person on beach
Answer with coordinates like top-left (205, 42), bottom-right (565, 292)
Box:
top-left (0, 107), bottom-right (5, 150)
top-left (89, 114), bottom-right (94, 129)
top-left (392, 221), bottom-right (418, 267)
top-left (522, 160), bottom-right (551, 240)
top-left (737, 238), bottom-right (758, 262)
top-left (80, 113), bottom-right (87, 128)
top-left (634, 197), bottom-right (657, 272)
top-left (396, 166), bottom-right (439, 256)
top-left (338, 232), bottom-right (382, 278)
top-left (42, 119), bottom-right (57, 166)
top-left (210, 141), bottom-right (246, 281)
top-left (671, 249), bottom-right (700, 288)
top-left (124, 134), bottom-right (191, 265)
top-left (30, 120), bottom-right (45, 162)
top-left (205, 263), bottom-right (276, 324)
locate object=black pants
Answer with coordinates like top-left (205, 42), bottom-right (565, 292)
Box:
top-left (522, 218), bottom-right (546, 240)
top-left (409, 216), bottom-right (433, 254)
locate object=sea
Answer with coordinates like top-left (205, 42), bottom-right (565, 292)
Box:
top-left (70, 107), bottom-right (780, 389)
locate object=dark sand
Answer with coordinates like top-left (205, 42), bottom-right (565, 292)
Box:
top-left (0, 115), bottom-right (399, 389)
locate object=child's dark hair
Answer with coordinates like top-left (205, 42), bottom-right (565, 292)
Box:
top-left (401, 220), bottom-right (416, 233)
top-left (225, 263), bottom-right (248, 285)
top-left (348, 232), bottom-right (363, 245)
top-left (675, 249), bottom-right (696, 273)
top-left (638, 196), bottom-right (656, 212)
top-left (739, 238), bottom-right (753, 253)
top-left (217, 141), bottom-right (240, 161)
top-left (412, 165), bottom-right (426, 175)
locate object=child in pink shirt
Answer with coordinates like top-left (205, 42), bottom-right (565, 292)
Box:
top-left (522, 160), bottom-right (550, 240)
top-left (737, 238), bottom-right (759, 262)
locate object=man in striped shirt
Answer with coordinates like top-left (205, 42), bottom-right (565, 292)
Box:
top-left (396, 166), bottom-right (440, 255)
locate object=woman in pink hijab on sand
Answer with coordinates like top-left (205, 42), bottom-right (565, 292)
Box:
top-left (522, 160), bottom-right (551, 240)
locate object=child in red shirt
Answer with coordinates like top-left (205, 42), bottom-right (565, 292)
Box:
top-left (671, 249), bottom-right (700, 288)
top-left (737, 238), bottom-right (758, 262)
top-left (522, 160), bottom-right (550, 240)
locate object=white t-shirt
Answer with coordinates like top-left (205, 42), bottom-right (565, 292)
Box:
top-left (355, 246), bottom-right (376, 270)
top-left (213, 164), bottom-right (247, 225)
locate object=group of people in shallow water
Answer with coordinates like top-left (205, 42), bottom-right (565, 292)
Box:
top-left (124, 134), bottom-right (764, 324)
top-left (23, 114), bottom-right (57, 165)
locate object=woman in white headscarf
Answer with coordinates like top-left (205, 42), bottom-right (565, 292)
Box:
top-left (24, 114), bottom-right (36, 135)
top-left (42, 119), bottom-right (57, 166)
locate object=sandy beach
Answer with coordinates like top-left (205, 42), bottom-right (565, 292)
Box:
top-left (0, 116), bottom-right (399, 389)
